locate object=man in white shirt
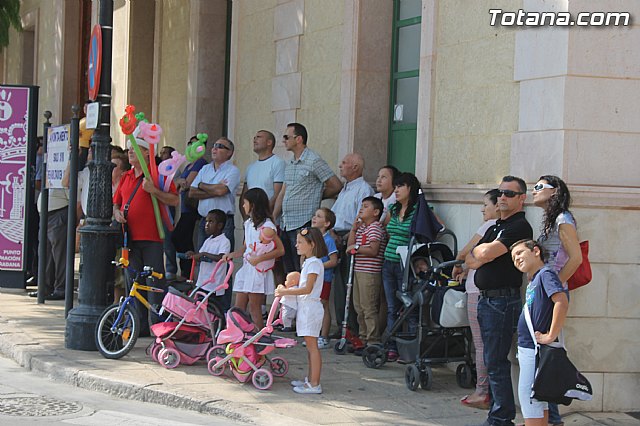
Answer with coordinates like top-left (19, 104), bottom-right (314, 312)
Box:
top-left (331, 153), bottom-right (374, 233)
top-left (239, 130), bottom-right (285, 219)
top-left (330, 153), bottom-right (374, 331)
top-left (189, 137), bottom-right (240, 251)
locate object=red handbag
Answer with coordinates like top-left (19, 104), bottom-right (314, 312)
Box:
top-left (568, 240), bottom-right (592, 290)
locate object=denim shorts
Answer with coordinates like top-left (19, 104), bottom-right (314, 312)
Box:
top-left (518, 346), bottom-right (548, 419)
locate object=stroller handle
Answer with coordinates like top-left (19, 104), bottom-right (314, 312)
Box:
top-left (433, 259), bottom-right (464, 274)
top-left (265, 296), bottom-right (283, 333)
top-left (199, 259), bottom-right (235, 293)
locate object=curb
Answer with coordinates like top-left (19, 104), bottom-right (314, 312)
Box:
top-left (0, 328), bottom-right (253, 424)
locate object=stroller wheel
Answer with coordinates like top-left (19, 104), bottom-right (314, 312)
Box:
top-left (206, 345), bottom-right (226, 364)
top-left (333, 340), bottom-right (347, 355)
top-left (151, 344), bottom-right (162, 363)
top-left (158, 348), bottom-right (181, 369)
top-left (456, 363), bottom-right (475, 389)
top-left (420, 366), bottom-right (433, 390)
top-left (252, 368), bottom-right (273, 390)
top-left (208, 357), bottom-right (225, 376)
top-left (362, 345), bottom-right (387, 369)
top-left (269, 357), bottom-right (289, 377)
top-left (405, 364), bottom-right (420, 391)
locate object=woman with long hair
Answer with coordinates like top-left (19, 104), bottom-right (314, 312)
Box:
top-left (381, 172), bottom-right (421, 361)
top-left (532, 175), bottom-right (582, 284)
top-left (531, 175), bottom-right (582, 426)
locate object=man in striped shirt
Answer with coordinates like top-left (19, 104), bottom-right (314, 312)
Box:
top-left (346, 197), bottom-right (387, 349)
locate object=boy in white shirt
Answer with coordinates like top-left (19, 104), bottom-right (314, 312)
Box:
top-left (187, 209), bottom-right (231, 297)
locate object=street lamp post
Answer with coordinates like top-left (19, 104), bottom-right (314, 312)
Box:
top-left (65, 0), bottom-right (116, 350)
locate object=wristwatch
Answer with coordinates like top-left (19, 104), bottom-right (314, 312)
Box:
top-left (354, 244), bottom-right (361, 253)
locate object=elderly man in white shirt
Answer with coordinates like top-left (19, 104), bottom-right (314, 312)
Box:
top-left (330, 153), bottom-right (374, 332)
top-left (331, 153), bottom-right (374, 233)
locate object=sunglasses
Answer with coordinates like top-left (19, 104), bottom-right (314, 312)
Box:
top-left (533, 183), bottom-right (555, 192)
top-left (498, 189), bottom-right (524, 198)
top-left (213, 143), bottom-right (231, 150)
top-left (282, 134), bottom-right (296, 140)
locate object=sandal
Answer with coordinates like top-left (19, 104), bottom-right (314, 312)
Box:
top-left (460, 394), bottom-right (491, 410)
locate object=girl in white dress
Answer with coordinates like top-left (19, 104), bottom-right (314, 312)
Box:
top-left (223, 188), bottom-right (284, 328)
top-left (275, 227), bottom-right (327, 394)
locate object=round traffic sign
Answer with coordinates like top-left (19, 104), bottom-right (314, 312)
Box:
top-left (87, 25), bottom-right (102, 101)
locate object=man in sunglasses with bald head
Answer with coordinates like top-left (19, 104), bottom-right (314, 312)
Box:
top-left (189, 137), bottom-right (241, 253)
top-left (464, 175), bottom-right (533, 426)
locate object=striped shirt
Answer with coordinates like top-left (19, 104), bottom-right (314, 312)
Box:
top-left (383, 204), bottom-right (415, 263)
top-left (354, 221), bottom-right (387, 273)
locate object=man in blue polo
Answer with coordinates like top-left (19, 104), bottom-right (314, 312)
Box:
top-left (273, 123), bottom-right (342, 273)
top-left (464, 175), bottom-right (533, 426)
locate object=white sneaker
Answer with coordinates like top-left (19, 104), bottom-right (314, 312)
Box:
top-left (302, 340), bottom-right (306, 347)
top-left (317, 338), bottom-right (330, 349)
top-left (290, 377), bottom-right (308, 387)
top-left (293, 382), bottom-right (322, 394)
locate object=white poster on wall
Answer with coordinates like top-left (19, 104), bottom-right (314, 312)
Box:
top-left (46, 124), bottom-right (70, 189)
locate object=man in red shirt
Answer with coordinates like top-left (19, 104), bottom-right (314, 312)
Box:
top-left (113, 137), bottom-right (179, 332)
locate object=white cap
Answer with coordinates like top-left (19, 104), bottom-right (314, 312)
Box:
top-left (127, 137), bottom-right (150, 150)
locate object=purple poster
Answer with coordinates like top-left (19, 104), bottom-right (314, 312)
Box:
top-left (0, 87), bottom-right (30, 271)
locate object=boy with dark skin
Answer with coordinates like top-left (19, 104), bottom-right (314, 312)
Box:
top-left (186, 210), bottom-right (231, 293)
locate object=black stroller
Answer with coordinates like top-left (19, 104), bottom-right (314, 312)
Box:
top-left (361, 197), bottom-right (476, 391)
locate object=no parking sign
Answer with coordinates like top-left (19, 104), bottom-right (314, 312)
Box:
top-left (87, 25), bottom-right (102, 101)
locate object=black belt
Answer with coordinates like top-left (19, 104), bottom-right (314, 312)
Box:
top-left (480, 287), bottom-right (520, 298)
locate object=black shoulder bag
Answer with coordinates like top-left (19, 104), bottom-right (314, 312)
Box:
top-left (114, 177), bottom-right (143, 248)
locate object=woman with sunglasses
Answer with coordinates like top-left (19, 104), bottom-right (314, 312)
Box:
top-left (381, 172), bottom-right (421, 362)
top-left (531, 175), bottom-right (582, 426)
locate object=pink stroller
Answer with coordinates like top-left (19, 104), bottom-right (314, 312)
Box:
top-left (148, 259), bottom-right (233, 369)
top-left (207, 296), bottom-right (297, 390)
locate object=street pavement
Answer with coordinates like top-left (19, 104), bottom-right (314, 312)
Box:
top-left (0, 289), bottom-right (637, 426)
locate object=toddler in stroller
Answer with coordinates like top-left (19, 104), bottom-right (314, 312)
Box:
top-left (148, 259), bottom-right (232, 369)
top-left (207, 296), bottom-right (297, 390)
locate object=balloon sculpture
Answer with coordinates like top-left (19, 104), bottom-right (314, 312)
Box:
top-left (119, 105), bottom-right (209, 240)
top-left (119, 105), bottom-right (165, 239)
top-left (185, 133), bottom-right (208, 162)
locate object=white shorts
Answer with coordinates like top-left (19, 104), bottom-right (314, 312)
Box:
top-left (296, 299), bottom-right (323, 337)
top-left (518, 346), bottom-right (548, 419)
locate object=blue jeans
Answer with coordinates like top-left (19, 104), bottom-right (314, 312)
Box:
top-left (382, 260), bottom-right (403, 332)
top-left (548, 403), bottom-right (562, 424)
top-left (163, 225), bottom-right (178, 276)
top-left (281, 223), bottom-right (310, 274)
top-left (477, 294), bottom-right (521, 426)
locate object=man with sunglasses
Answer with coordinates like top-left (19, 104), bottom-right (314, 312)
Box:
top-left (189, 137), bottom-right (240, 252)
top-left (273, 123), bottom-right (342, 273)
top-left (464, 175), bottom-right (533, 426)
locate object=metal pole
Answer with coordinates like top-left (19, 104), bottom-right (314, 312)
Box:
top-left (64, 105), bottom-right (80, 317)
top-left (65, 0), bottom-right (116, 350)
top-left (36, 111), bottom-right (52, 304)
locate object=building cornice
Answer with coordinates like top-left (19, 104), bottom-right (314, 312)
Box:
top-left (422, 184), bottom-right (640, 210)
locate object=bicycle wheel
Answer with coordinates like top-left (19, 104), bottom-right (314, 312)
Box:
top-left (95, 303), bottom-right (140, 359)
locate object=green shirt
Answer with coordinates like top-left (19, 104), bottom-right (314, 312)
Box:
top-left (384, 204), bottom-right (415, 262)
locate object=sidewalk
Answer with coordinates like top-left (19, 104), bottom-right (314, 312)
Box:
top-left (0, 289), bottom-right (636, 426)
